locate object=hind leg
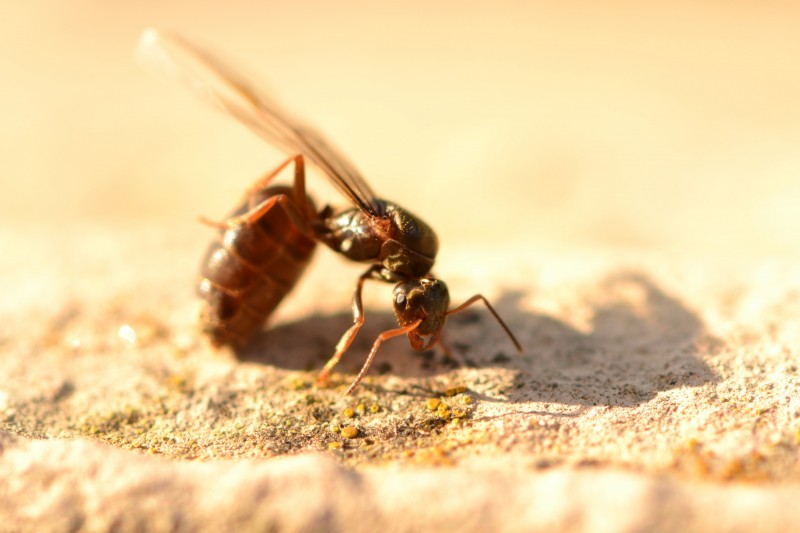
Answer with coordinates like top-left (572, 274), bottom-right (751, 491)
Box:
top-left (200, 154), bottom-right (312, 230)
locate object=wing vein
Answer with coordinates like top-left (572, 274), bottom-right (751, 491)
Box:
top-left (137, 28), bottom-right (381, 215)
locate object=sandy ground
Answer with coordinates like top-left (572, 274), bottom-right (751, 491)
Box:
top-left (2, 224), bottom-right (799, 531)
top-left (2, 2), bottom-right (800, 531)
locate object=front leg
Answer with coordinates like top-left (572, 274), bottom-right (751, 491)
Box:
top-left (317, 265), bottom-right (383, 386)
top-left (344, 318), bottom-right (422, 396)
top-left (445, 294), bottom-right (523, 353)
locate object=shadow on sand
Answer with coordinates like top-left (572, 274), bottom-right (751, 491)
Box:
top-left (232, 270), bottom-right (719, 407)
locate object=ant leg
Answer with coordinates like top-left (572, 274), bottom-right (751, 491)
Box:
top-left (446, 294), bottom-right (523, 353)
top-left (233, 194), bottom-right (307, 228)
top-left (199, 154), bottom-right (310, 228)
top-left (316, 267), bottom-right (381, 386)
top-left (288, 153), bottom-right (314, 221)
top-left (344, 319), bottom-right (423, 396)
top-left (199, 196), bottom-right (307, 248)
top-left (198, 215), bottom-right (227, 230)
top-left (244, 154), bottom-right (306, 210)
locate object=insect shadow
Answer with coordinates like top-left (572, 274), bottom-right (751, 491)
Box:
top-left (231, 270), bottom-right (718, 407)
top-left (500, 270), bottom-right (720, 407)
top-left (232, 309), bottom-right (462, 380)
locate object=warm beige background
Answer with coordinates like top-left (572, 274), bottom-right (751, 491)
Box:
top-left (2, 1), bottom-right (799, 253)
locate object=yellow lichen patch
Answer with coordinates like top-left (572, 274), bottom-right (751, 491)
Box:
top-left (343, 407), bottom-right (356, 418)
top-left (669, 437), bottom-right (788, 482)
top-left (414, 445), bottom-right (455, 466)
top-left (341, 426), bottom-right (359, 439)
top-left (426, 398), bottom-right (441, 411)
top-left (166, 375), bottom-right (189, 393)
top-left (289, 377), bottom-right (310, 391)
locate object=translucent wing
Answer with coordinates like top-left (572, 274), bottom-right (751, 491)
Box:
top-left (137, 28), bottom-right (380, 215)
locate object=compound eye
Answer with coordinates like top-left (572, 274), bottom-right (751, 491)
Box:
top-left (395, 292), bottom-right (407, 307)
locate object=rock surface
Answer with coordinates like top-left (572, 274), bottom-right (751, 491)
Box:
top-left (2, 3), bottom-right (800, 530)
top-left (2, 226), bottom-right (799, 532)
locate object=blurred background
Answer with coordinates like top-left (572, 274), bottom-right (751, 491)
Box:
top-left (1, 1), bottom-right (799, 254)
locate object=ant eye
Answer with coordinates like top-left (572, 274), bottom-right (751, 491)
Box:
top-left (395, 292), bottom-right (406, 307)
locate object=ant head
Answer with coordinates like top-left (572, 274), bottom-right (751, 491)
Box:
top-left (392, 278), bottom-right (450, 351)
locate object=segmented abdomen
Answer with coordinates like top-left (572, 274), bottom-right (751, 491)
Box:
top-left (198, 186), bottom-right (316, 346)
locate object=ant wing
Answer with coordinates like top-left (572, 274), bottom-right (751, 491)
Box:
top-left (137, 28), bottom-right (381, 215)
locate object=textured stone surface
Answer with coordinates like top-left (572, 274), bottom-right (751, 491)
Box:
top-left (3, 3), bottom-right (800, 530)
top-left (2, 226), bottom-right (800, 531)
top-left (2, 430), bottom-right (800, 533)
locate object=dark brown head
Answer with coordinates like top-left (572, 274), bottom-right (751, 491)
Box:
top-left (392, 278), bottom-right (450, 351)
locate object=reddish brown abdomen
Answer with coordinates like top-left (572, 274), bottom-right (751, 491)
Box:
top-left (198, 186), bottom-right (316, 346)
